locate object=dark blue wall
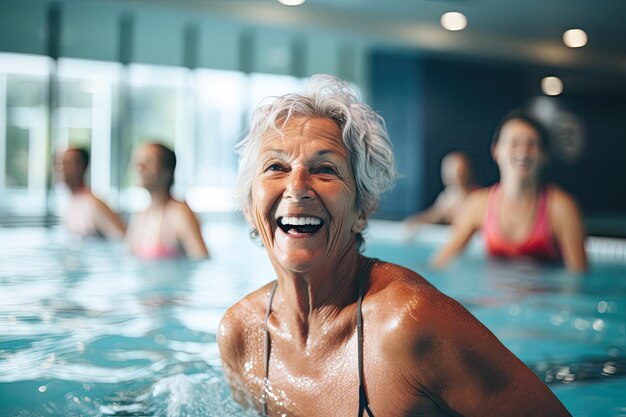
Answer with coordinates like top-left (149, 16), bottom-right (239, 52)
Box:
top-left (370, 51), bottom-right (626, 235)
top-left (370, 53), bottom-right (424, 219)
top-left (371, 52), bottom-right (530, 218)
top-left (420, 59), bottom-right (530, 204)
top-left (543, 95), bottom-right (626, 216)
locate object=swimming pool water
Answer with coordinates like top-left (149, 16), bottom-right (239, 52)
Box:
top-left (1, 220), bottom-right (625, 416)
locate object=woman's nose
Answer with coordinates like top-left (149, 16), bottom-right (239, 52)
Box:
top-left (520, 144), bottom-right (533, 155)
top-left (284, 168), bottom-right (315, 201)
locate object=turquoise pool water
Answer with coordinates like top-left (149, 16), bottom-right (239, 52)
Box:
top-left (1, 220), bottom-right (625, 416)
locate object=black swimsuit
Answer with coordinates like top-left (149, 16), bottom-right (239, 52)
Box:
top-left (262, 257), bottom-right (377, 417)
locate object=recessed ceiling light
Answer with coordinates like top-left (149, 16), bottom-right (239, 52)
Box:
top-left (541, 76), bottom-right (563, 96)
top-left (278, 0), bottom-right (306, 5)
top-left (562, 28), bottom-right (587, 48)
top-left (441, 12), bottom-right (467, 31)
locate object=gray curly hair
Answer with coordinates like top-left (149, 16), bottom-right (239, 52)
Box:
top-left (235, 74), bottom-right (397, 249)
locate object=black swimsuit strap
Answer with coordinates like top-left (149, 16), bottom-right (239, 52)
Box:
top-left (261, 257), bottom-right (377, 417)
top-left (262, 281), bottom-right (278, 416)
top-left (357, 257), bottom-right (377, 417)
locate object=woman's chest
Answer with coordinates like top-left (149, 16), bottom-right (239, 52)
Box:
top-left (245, 352), bottom-right (447, 417)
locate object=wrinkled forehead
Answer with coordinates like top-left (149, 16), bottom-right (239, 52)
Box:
top-left (260, 116), bottom-right (346, 154)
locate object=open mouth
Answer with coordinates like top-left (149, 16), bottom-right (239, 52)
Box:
top-left (513, 157), bottom-right (532, 167)
top-left (277, 216), bottom-right (324, 235)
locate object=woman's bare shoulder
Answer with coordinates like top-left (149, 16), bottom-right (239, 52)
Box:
top-left (368, 261), bottom-right (448, 323)
top-left (453, 187), bottom-right (490, 225)
top-left (218, 282), bottom-right (276, 359)
top-left (169, 200), bottom-right (202, 229)
top-left (547, 185), bottom-right (579, 208)
top-left (368, 261), bottom-right (471, 347)
top-left (370, 260), bottom-right (435, 289)
top-left (370, 262), bottom-right (570, 416)
top-left (221, 282), bottom-right (275, 326)
top-left (546, 185), bottom-right (584, 224)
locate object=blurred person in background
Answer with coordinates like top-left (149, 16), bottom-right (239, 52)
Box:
top-left (60, 147), bottom-right (126, 239)
top-left (126, 142), bottom-right (209, 260)
top-left (404, 151), bottom-right (476, 234)
top-left (431, 110), bottom-right (587, 272)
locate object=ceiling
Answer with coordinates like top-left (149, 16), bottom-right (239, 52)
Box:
top-left (134, 0), bottom-right (626, 76)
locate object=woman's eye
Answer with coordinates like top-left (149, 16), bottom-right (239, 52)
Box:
top-left (317, 166), bottom-right (337, 175)
top-left (266, 163), bottom-right (286, 172)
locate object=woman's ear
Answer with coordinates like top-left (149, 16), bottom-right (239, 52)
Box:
top-left (352, 210), bottom-right (368, 234)
top-left (490, 143), bottom-right (499, 162)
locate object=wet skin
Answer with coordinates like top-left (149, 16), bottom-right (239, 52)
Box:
top-left (219, 116), bottom-right (571, 416)
top-left (249, 117), bottom-right (366, 275)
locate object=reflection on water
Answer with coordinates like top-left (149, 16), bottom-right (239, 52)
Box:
top-left (534, 356), bottom-right (626, 384)
top-left (0, 223), bottom-right (268, 416)
top-left (367, 237), bottom-right (626, 416)
top-left (1, 222), bottom-right (625, 416)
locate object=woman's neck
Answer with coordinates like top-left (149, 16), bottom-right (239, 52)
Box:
top-left (271, 245), bottom-right (363, 346)
top-left (499, 177), bottom-right (540, 200)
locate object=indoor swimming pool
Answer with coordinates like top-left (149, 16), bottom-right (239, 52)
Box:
top-left (0, 219), bottom-right (625, 416)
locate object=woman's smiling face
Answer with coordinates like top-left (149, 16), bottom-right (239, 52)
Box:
top-left (249, 116), bottom-right (366, 273)
top-left (492, 118), bottom-right (546, 181)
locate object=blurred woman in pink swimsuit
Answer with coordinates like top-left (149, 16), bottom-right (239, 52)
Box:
top-left (126, 143), bottom-right (208, 260)
top-left (432, 110), bottom-right (587, 272)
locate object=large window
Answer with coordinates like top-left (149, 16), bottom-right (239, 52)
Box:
top-left (54, 59), bottom-right (120, 211)
top-left (0, 53), bottom-right (49, 217)
top-left (0, 52), bottom-right (307, 221)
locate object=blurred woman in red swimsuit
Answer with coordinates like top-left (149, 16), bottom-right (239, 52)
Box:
top-left (432, 110), bottom-right (587, 272)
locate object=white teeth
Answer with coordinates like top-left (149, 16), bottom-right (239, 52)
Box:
top-left (513, 158), bottom-right (531, 166)
top-left (280, 216), bottom-right (322, 226)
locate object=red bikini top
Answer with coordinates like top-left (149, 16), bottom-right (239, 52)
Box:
top-left (483, 185), bottom-right (560, 262)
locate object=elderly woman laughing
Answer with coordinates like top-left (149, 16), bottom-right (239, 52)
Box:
top-left (218, 75), bottom-right (570, 417)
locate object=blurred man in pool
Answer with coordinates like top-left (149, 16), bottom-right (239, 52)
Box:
top-left (60, 147), bottom-right (126, 239)
top-left (218, 75), bottom-right (571, 417)
top-left (405, 151), bottom-right (476, 226)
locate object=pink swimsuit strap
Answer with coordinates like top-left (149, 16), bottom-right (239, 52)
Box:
top-left (133, 199), bottom-right (184, 260)
top-left (134, 244), bottom-right (182, 260)
top-left (483, 184), bottom-right (560, 262)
